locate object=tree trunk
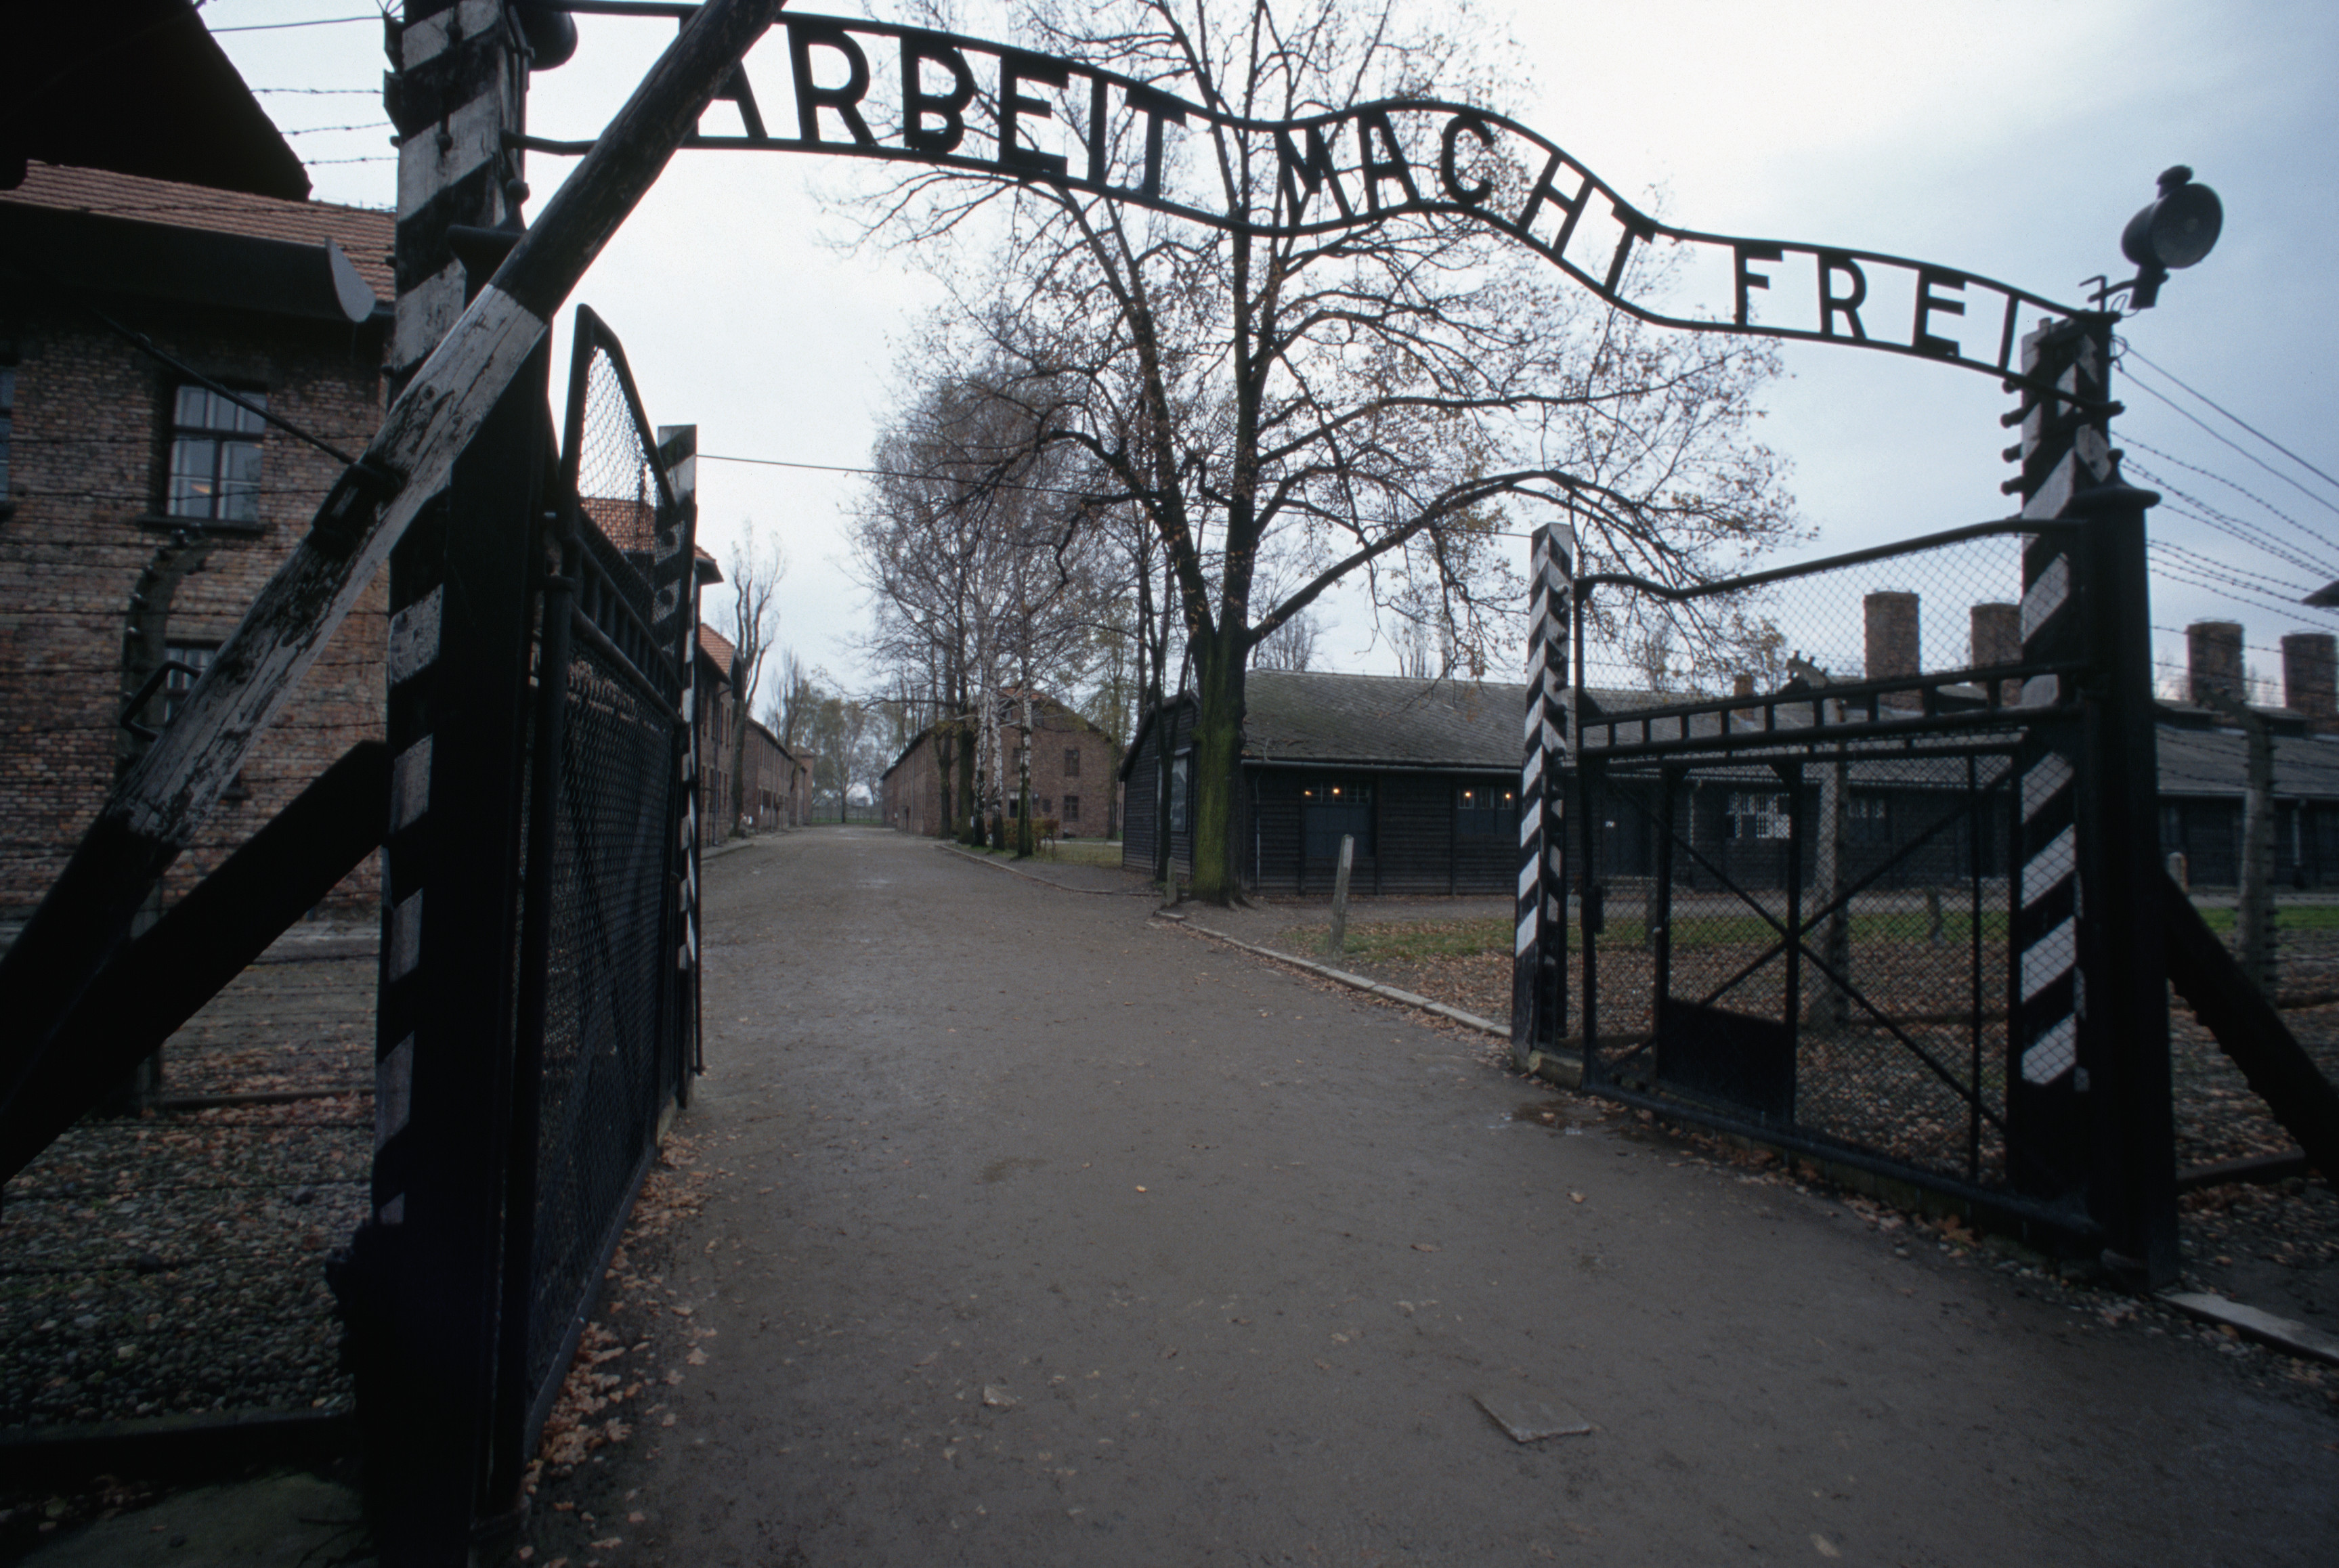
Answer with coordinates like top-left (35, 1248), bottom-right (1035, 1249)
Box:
top-left (729, 692), bottom-right (750, 835)
top-left (1186, 628), bottom-right (1248, 905)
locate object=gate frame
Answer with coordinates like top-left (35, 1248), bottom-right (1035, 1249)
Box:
top-left (1526, 472), bottom-right (2177, 1276)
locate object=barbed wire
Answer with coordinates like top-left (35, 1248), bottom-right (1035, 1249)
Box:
top-left (2120, 363), bottom-right (2339, 520)
top-left (2149, 539), bottom-right (2319, 601)
top-left (2125, 434), bottom-right (2334, 557)
top-left (2123, 345), bottom-right (2339, 498)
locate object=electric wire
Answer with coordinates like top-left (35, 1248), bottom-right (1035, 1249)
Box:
top-left (208, 14), bottom-right (384, 33)
top-left (2121, 365), bottom-right (2339, 519)
top-left (2125, 345), bottom-right (2339, 497)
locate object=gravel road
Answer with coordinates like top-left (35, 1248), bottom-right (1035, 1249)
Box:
top-left (525, 826), bottom-right (2337, 1566)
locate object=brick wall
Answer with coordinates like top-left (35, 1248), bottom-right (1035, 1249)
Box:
top-left (882, 698), bottom-right (1123, 838)
top-left (0, 297), bottom-right (389, 919)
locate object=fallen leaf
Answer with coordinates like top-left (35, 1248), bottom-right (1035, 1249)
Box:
top-left (1569, 1192), bottom-right (1585, 1204)
top-left (1412, 1242), bottom-right (1439, 1253)
top-left (1135, 1185), bottom-right (1148, 1193)
top-left (686, 1347), bottom-right (708, 1366)
top-left (1811, 1534), bottom-right (1841, 1559)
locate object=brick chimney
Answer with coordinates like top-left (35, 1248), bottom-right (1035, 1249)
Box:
top-left (1865, 592), bottom-right (1920, 680)
top-left (1969, 603), bottom-right (2019, 668)
top-left (1866, 591), bottom-right (1919, 710)
top-left (2187, 620), bottom-right (2245, 707)
top-left (2282, 632), bottom-right (2338, 733)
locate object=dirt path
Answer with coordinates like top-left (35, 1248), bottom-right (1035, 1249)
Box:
top-left (560, 827), bottom-right (2337, 1565)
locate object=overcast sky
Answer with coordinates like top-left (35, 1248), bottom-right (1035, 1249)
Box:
top-left (210, 0), bottom-right (2339, 702)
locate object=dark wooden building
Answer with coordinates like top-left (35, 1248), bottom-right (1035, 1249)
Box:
top-left (1121, 670), bottom-right (1524, 894)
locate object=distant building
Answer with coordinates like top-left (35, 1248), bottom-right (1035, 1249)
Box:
top-left (1121, 671), bottom-right (1521, 893)
top-left (881, 689), bottom-right (1121, 837)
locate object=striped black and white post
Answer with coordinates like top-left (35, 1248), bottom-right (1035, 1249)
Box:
top-left (656, 422), bottom-right (703, 1083)
top-left (2006, 317), bottom-right (2109, 1191)
top-left (1512, 523), bottom-right (1574, 1071)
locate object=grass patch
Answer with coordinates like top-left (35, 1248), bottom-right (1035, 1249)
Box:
top-left (2191, 902), bottom-right (2339, 934)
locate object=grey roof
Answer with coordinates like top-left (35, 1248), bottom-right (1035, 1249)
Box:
top-left (2157, 725), bottom-right (2339, 800)
top-left (1240, 671), bottom-right (1525, 770)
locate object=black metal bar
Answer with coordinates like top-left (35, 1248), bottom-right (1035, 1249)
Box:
top-left (1968, 753), bottom-right (1986, 1181)
top-left (1780, 761), bottom-right (1803, 1106)
top-left (0, 741), bottom-right (389, 1185)
top-left (1786, 934), bottom-right (2009, 1133)
top-left (1654, 767), bottom-right (1677, 1016)
top-left (1577, 759), bottom-right (1601, 1086)
top-left (1579, 685), bottom-right (2080, 760)
top-left (2074, 483), bottom-right (2179, 1284)
top-left (488, 484), bottom-right (579, 1509)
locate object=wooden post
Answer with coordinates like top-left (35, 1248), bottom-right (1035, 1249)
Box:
top-left (2204, 689), bottom-right (2277, 996)
top-left (1328, 833), bottom-right (1355, 957)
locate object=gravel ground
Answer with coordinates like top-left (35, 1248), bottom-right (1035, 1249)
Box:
top-left (1251, 898), bottom-right (2339, 1329)
top-left (0, 927), bottom-right (375, 1435)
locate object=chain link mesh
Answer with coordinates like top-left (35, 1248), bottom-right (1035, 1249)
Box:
top-left (517, 333), bottom-right (685, 1409)
top-left (1576, 528), bottom-right (2036, 1185)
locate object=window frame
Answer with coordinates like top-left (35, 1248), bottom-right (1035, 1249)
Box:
top-left (1455, 782), bottom-right (1518, 837)
top-left (165, 383), bottom-right (269, 527)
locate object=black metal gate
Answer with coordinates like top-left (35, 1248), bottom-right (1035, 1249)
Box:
top-left (494, 308), bottom-right (701, 1490)
top-left (1565, 516), bottom-right (2162, 1247)
top-left (333, 307), bottom-right (699, 1545)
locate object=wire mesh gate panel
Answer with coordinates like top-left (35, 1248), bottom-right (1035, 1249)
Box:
top-left (1564, 519), bottom-right (2139, 1239)
top-left (332, 309), bottom-right (695, 1542)
top-left (499, 309), bottom-right (698, 1496)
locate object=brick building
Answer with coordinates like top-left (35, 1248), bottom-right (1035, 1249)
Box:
top-left (881, 689), bottom-right (1121, 838)
top-left (693, 622), bottom-right (807, 840)
top-left (0, 162), bottom-right (393, 919)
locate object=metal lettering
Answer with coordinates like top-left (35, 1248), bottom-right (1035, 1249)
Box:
top-left (998, 51), bottom-right (1069, 176)
top-left (788, 19), bottom-right (876, 146)
top-left (1355, 110), bottom-right (1421, 213)
top-left (1818, 250), bottom-right (1869, 341)
top-left (900, 32), bottom-right (976, 154)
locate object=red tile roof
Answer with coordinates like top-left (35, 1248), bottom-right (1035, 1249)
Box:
top-left (698, 623), bottom-right (738, 673)
top-left (2, 162), bottom-right (393, 297)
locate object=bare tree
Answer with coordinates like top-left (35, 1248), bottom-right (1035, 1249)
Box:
top-left (862, 0), bottom-right (1795, 901)
top-left (722, 525), bottom-right (784, 834)
top-left (1252, 606), bottom-right (1321, 672)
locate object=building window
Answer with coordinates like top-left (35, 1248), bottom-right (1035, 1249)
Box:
top-left (1063, 793), bottom-right (1080, 821)
top-left (1302, 778), bottom-right (1374, 858)
top-left (1039, 797), bottom-right (1054, 816)
top-left (1456, 784), bottom-right (1516, 836)
top-left (1726, 791), bottom-right (1790, 840)
top-left (1064, 746), bottom-right (1081, 776)
top-left (167, 385), bottom-right (267, 523)
top-left (162, 642), bottom-right (216, 723)
top-left (1849, 793), bottom-right (1890, 846)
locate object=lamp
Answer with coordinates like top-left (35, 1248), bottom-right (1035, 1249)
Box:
top-left (2118, 166), bottom-right (2222, 309)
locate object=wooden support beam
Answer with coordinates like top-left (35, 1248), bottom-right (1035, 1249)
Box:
top-left (0, 742), bottom-right (390, 1186)
top-left (2163, 870), bottom-right (2339, 1180)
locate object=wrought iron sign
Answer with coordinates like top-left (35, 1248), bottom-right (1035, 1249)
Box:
top-left (533, 9), bottom-right (2078, 380)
